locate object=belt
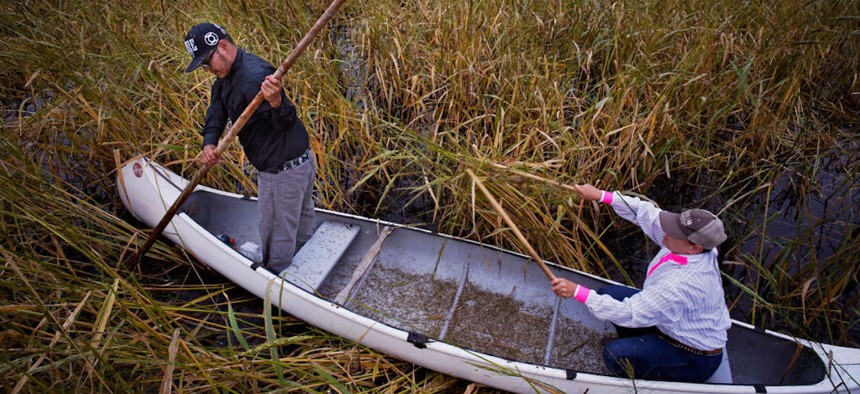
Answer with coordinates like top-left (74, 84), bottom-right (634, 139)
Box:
top-left (275, 150), bottom-right (311, 173)
top-left (661, 335), bottom-right (722, 356)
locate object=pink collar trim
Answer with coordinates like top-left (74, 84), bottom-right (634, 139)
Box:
top-left (647, 253), bottom-right (688, 277)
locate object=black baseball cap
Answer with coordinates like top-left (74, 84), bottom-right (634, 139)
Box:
top-left (183, 22), bottom-right (231, 72)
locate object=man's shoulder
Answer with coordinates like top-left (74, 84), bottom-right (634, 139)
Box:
top-left (240, 50), bottom-right (276, 75)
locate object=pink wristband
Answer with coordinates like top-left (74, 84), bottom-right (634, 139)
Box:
top-left (600, 190), bottom-right (613, 204)
top-left (574, 284), bottom-right (591, 303)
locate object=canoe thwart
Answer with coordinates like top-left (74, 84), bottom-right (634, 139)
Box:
top-left (281, 221), bottom-right (360, 292)
top-left (334, 226), bottom-right (394, 304)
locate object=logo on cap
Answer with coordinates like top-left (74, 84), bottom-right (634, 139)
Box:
top-left (204, 32), bottom-right (219, 46)
top-left (680, 210), bottom-right (693, 227)
top-left (185, 39), bottom-right (197, 56)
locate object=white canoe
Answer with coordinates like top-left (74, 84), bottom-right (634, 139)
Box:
top-left (117, 156), bottom-right (860, 393)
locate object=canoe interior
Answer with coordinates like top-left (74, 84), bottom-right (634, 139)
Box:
top-left (180, 190), bottom-right (827, 386)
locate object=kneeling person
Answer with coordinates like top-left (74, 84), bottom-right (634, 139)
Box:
top-left (552, 184), bottom-right (730, 383)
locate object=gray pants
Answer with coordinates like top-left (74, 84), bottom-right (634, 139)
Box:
top-left (257, 155), bottom-right (316, 274)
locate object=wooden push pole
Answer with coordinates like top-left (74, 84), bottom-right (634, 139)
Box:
top-left (465, 169), bottom-right (556, 281)
top-left (129, 0), bottom-right (348, 266)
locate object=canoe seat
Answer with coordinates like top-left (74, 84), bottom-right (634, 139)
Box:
top-left (280, 221), bottom-right (360, 292)
top-left (704, 349), bottom-right (732, 384)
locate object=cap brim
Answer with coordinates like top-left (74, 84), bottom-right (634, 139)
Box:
top-left (185, 54), bottom-right (206, 73)
top-left (659, 211), bottom-right (688, 240)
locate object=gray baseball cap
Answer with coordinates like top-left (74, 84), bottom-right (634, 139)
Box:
top-left (183, 22), bottom-right (230, 72)
top-left (659, 208), bottom-right (727, 250)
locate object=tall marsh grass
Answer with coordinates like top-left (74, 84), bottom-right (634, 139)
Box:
top-left (1, 0), bottom-right (858, 391)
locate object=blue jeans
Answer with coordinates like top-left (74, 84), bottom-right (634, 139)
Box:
top-left (597, 285), bottom-right (723, 382)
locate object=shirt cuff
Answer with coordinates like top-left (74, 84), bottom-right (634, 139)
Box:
top-left (202, 135), bottom-right (220, 148)
top-left (574, 284), bottom-right (591, 303)
top-left (600, 190), bottom-right (613, 204)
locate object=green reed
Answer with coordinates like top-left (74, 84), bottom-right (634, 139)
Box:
top-left (1, 0), bottom-right (857, 391)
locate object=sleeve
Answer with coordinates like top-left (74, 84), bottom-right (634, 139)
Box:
top-left (603, 191), bottom-right (667, 247)
top-left (250, 61), bottom-right (298, 133)
top-left (200, 81), bottom-right (227, 148)
top-left (268, 91), bottom-right (298, 132)
top-left (581, 283), bottom-right (683, 328)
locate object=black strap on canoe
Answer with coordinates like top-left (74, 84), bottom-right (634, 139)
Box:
top-left (250, 262), bottom-right (262, 270)
top-left (565, 369), bottom-right (577, 380)
top-left (407, 332), bottom-right (432, 349)
top-left (754, 384), bottom-right (767, 393)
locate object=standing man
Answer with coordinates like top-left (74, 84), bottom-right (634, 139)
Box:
top-left (184, 22), bottom-right (315, 275)
top-left (552, 184), bottom-right (730, 383)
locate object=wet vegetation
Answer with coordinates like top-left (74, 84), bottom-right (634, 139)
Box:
top-left (1, 0), bottom-right (858, 392)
